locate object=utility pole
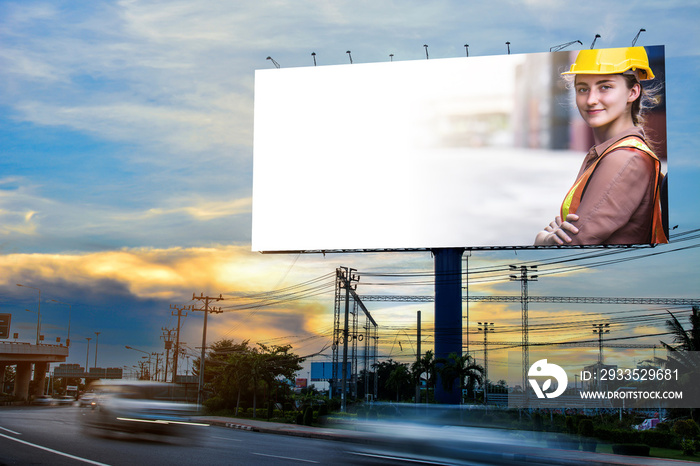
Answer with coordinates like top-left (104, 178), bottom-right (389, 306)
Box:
top-left (152, 353), bottom-right (162, 382)
top-left (510, 265), bottom-right (538, 393)
top-left (85, 337), bottom-right (91, 372)
top-left (338, 267), bottom-right (359, 412)
top-left (192, 293), bottom-right (223, 405)
top-left (169, 304), bottom-right (190, 383)
top-left (161, 328), bottom-right (175, 383)
top-left (94, 332), bottom-right (101, 368)
top-left (478, 322), bottom-right (494, 405)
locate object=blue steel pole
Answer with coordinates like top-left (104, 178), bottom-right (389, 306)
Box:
top-left (433, 248), bottom-right (464, 404)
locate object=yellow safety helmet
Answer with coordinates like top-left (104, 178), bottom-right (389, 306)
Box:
top-left (562, 46), bottom-right (655, 80)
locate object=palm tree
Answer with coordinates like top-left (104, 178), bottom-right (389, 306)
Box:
top-left (657, 306), bottom-right (700, 420)
top-left (438, 352), bottom-right (484, 402)
top-left (387, 364), bottom-right (411, 402)
top-left (411, 350), bottom-right (437, 402)
top-left (658, 306), bottom-right (699, 373)
top-left (661, 306), bottom-right (699, 351)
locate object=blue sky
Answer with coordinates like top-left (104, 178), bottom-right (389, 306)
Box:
top-left (1, 1), bottom-right (699, 381)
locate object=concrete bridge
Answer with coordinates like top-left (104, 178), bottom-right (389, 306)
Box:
top-left (0, 342), bottom-right (68, 401)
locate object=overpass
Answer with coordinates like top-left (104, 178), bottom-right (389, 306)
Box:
top-left (0, 342), bottom-right (69, 401)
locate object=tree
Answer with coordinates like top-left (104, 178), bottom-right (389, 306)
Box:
top-left (411, 350), bottom-right (437, 402)
top-left (657, 306), bottom-right (700, 421)
top-left (437, 352), bottom-right (484, 402)
top-left (252, 343), bottom-right (304, 418)
top-left (661, 306), bottom-right (699, 353)
top-left (386, 364), bottom-right (411, 402)
top-left (375, 359), bottom-right (411, 401)
top-left (204, 339), bottom-right (252, 411)
top-left (203, 339), bottom-right (303, 417)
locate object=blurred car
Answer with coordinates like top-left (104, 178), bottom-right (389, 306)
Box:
top-left (78, 392), bottom-right (97, 407)
top-left (55, 395), bottom-right (76, 406)
top-left (80, 380), bottom-right (206, 440)
top-left (32, 395), bottom-right (54, 406)
top-left (339, 404), bottom-right (591, 466)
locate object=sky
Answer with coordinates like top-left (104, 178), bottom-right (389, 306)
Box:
top-left (1, 0), bottom-right (699, 385)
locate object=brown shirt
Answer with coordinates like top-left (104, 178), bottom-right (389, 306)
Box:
top-left (568, 126), bottom-right (659, 245)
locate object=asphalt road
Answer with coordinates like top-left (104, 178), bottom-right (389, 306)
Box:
top-left (3, 405), bottom-right (698, 466)
top-left (0, 405), bottom-right (357, 465)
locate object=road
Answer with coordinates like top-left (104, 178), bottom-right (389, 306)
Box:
top-left (2, 405), bottom-right (698, 465)
top-left (0, 406), bottom-right (355, 465)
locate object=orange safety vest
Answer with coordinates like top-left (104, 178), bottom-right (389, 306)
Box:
top-left (560, 135), bottom-right (668, 244)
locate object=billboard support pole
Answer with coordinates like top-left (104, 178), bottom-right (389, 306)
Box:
top-left (433, 248), bottom-right (464, 404)
top-left (416, 310), bottom-right (421, 403)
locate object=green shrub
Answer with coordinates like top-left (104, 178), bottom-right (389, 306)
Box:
top-left (595, 428), bottom-right (638, 445)
top-left (328, 398), bottom-right (341, 412)
top-left (681, 439), bottom-right (697, 456)
top-left (565, 416), bottom-right (575, 435)
top-left (611, 444), bottom-right (650, 456)
top-left (578, 419), bottom-right (594, 437)
top-left (639, 429), bottom-right (676, 449)
top-left (303, 406), bottom-right (314, 426)
top-left (203, 396), bottom-right (226, 412)
top-left (655, 421), bottom-right (672, 432)
top-left (674, 419), bottom-right (700, 440)
top-left (580, 438), bottom-right (596, 452)
top-left (546, 433), bottom-right (578, 450)
top-left (532, 412), bottom-right (543, 431)
top-left (318, 404), bottom-right (329, 417)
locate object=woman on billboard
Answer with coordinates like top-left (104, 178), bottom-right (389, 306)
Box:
top-left (534, 47), bottom-right (667, 246)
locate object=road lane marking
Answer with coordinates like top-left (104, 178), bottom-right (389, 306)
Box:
top-left (0, 426), bottom-right (21, 435)
top-left (252, 452), bottom-right (319, 463)
top-left (0, 432), bottom-right (112, 466)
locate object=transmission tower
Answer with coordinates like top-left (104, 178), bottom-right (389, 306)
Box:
top-left (332, 267), bottom-right (378, 410)
top-left (509, 265), bottom-right (538, 392)
top-left (592, 323), bottom-right (611, 364)
top-left (478, 322), bottom-right (495, 404)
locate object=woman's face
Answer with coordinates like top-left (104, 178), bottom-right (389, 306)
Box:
top-left (574, 74), bottom-right (640, 130)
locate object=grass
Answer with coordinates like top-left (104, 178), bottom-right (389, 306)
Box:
top-left (650, 447), bottom-right (700, 462)
top-left (594, 443), bottom-right (700, 462)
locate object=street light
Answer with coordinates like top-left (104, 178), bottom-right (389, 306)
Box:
top-left (17, 284), bottom-right (41, 345)
top-left (126, 346), bottom-right (152, 380)
top-left (49, 299), bottom-right (71, 347)
top-left (94, 332), bottom-right (101, 368)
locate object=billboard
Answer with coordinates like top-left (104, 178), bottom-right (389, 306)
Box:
top-left (0, 313), bottom-right (10, 339)
top-left (311, 361), bottom-right (350, 381)
top-left (252, 46), bottom-right (667, 252)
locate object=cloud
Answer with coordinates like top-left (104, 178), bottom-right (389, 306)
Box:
top-left (134, 197), bottom-right (251, 222)
top-left (0, 244), bottom-right (343, 309)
